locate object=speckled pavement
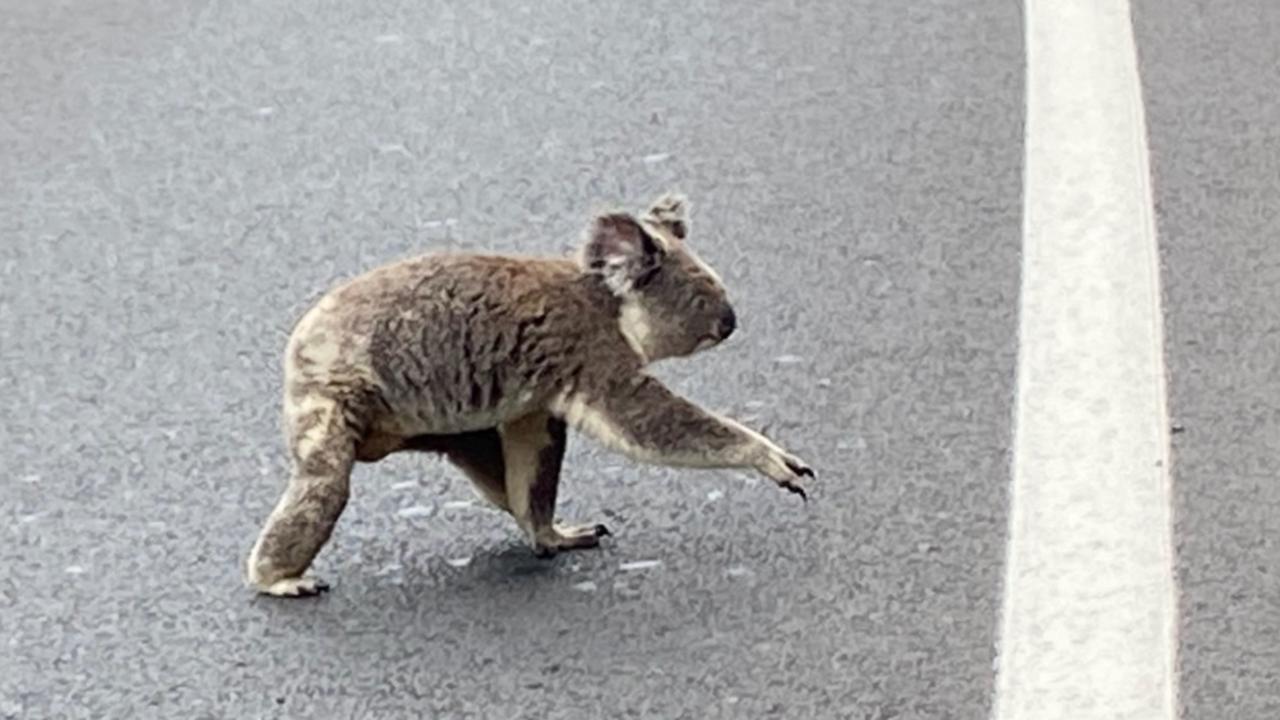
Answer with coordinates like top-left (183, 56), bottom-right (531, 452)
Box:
top-left (1, 0), bottom-right (1274, 718)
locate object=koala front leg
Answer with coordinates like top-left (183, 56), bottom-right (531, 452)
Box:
top-left (498, 411), bottom-right (610, 557)
top-left (553, 374), bottom-right (815, 498)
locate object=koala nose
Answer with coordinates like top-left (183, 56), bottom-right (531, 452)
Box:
top-left (717, 307), bottom-right (737, 339)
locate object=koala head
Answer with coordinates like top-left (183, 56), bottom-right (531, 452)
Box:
top-left (578, 193), bottom-right (737, 363)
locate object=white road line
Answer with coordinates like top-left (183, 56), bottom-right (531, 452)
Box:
top-left (992, 2), bottom-right (1179, 720)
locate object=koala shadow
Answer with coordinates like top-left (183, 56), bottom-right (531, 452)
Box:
top-left (379, 539), bottom-right (607, 605)
top-left (318, 543), bottom-right (627, 656)
top-left (245, 510), bottom-right (848, 682)
top-left (452, 541), bottom-right (573, 580)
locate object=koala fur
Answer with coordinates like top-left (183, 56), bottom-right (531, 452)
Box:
top-left (244, 192), bottom-right (814, 597)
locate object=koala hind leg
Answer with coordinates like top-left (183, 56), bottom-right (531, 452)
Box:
top-left (499, 411), bottom-right (609, 557)
top-left (246, 395), bottom-right (358, 597)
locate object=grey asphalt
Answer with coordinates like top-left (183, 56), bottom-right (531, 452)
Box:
top-left (7, 1), bottom-right (1273, 716)
top-left (0, 1), bottom-right (1024, 717)
top-left (1134, 1), bottom-right (1280, 717)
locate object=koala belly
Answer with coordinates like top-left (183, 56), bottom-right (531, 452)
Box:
top-left (289, 366), bottom-right (544, 464)
top-left (369, 382), bottom-right (543, 437)
top-left (360, 329), bottom-right (557, 440)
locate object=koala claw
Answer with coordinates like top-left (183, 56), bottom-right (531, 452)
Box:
top-left (758, 447), bottom-right (815, 501)
top-left (785, 458), bottom-right (814, 478)
top-left (779, 478), bottom-right (809, 501)
top-left (779, 456), bottom-right (814, 501)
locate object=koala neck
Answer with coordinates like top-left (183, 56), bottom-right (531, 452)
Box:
top-left (617, 297), bottom-right (655, 364)
top-left (571, 272), bottom-right (654, 364)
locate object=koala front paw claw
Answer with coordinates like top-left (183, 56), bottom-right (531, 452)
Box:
top-left (785, 458), bottom-right (814, 478)
top-left (779, 478), bottom-right (808, 501)
top-left (778, 455), bottom-right (814, 501)
top-left (757, 446), bottom-right (815, 501)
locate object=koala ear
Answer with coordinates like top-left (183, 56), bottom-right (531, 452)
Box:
top-left (643, 192), bottom-right (689, 240)
top-left (580, 212), bottom-right (664, 294)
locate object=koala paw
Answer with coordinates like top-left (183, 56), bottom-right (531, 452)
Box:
top-left (779, 461), bottom-right (814, 501)
top-left (531, 522), bottom-right (612, 557)
top-left (257, 576), bottom-right (330, 598)
top-left (760, 448), bottom-right (815, 501)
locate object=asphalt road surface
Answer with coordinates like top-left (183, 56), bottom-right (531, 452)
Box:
top-left (0, 1), bottom-right (1273, 718)
top-left (1135, 1), bottom-right (1280, 717)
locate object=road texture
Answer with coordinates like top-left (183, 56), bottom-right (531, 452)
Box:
top-left (1133, 1), bottom-right (1280, 717)
top-left (1, 1), bottom-right (1024, 718)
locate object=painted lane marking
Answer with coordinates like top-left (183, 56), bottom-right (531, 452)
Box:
top-left (993, 2), bottom-right (1179, 719)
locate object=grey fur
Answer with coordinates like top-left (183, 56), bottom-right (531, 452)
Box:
top-left (244, 192), bottom-right (814, 597)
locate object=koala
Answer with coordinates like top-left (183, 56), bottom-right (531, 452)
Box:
top-left (244, 192), bottom-right (815, 597)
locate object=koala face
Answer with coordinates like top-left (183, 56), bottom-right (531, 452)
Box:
top-left (579, 193), bottom-right (737, 363)
top-left (629, 241), bottom-right (736, 359)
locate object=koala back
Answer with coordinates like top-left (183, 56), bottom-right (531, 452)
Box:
top-left (287, 254), bottom-right (628, 436)
top-left (283, 192), bottom-right (737, 438)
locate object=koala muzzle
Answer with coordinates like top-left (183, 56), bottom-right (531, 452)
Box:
top-left (717, 307), bottom-right (737, 339)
